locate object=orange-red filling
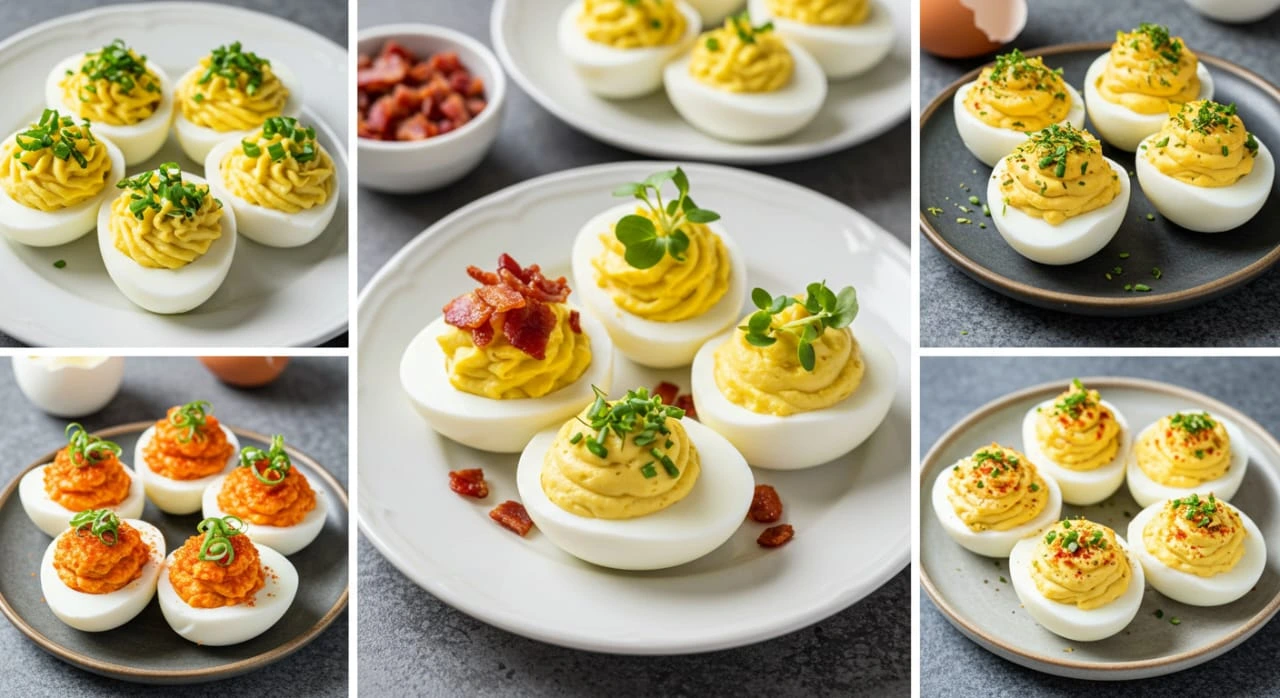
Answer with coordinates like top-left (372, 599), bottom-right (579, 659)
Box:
top-left (217, 462), bottom-right (317, 527)
top-left (54, 521), bottom-right (149, 594)
top-left (144, 408), bottom-right (235, 480)
top-left (167, 533), bottom-right (264, 608)
top-left (44, 447), bottom-right (131, 511)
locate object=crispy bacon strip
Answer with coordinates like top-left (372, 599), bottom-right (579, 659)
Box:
top-left (490, 501), bottom-right (534, 537)
top-left (568, 310), bottom-right (582, 334)
top-left (654, 382), bottom-right (680, 406)
top-left (442, 292), bottom-right (491, 330)
top-left (502, 300), bottom-right (556, 360)
top-left (442, 255), bottom-right (572, 357)
top-left (749, 485), bottom-right (783, 523)
top-left (757, 524), bottom-right (794, 548)
top-left (448, 469), bottom-right (488, 499)
top-left (674, 394), bottom-right (697, 421)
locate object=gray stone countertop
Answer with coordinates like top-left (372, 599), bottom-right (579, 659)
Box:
top-left (0, 356), bottom-right (348, 696)
top-left (920, 356), bottom-right (1280, 695)
top-left (0, 0), bottom-right (348, 348)
top-left (919, 0), bottom-right (1280, 347)
top-left (356, 1), bottom-right (910, 695)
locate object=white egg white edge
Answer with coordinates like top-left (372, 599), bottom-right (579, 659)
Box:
top-left (1019, 397), bottom-right (1131, 506)
top-left (929, 460), bottom-right (1064, 558)
top-left (157, 542), bottom-right (298, 646)
top-left (1135, 133), bottom-right (1275, 233)
top-left (952, 81), bottom-right (1086, 168)
top-left (44, 53), bottom-right (176, 166)
top-left (0, 133), bottom-right (125, 247)
top-left (40, 518), bottom-right (165, 632)
top-left (1084, 53), bottom-right (1215, 152)
top-left (1126, 411), bottom-right (1249, 508)
top-left (134, 423), bottom-right (241, 514)
top-left (746, 0), bottom-right (895, 80)
top-left (171, 59), bottom-right (304, 163)
top-left (515, 417), bottom-right (755, 571)
top-left (19, 462), bottom-right (147, 537)
top-left (557, 1), bottom-right (700, 99)
top-left (200, 471), bottom-right (328, 556)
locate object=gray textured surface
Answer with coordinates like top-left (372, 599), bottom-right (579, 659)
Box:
top-left (356, 1), bottom-right (910, 694)
top-left (920, 356), bottom-right (1280, 694)
top-left (0, 356), bottom-right (348, 696)
top-left (919, 0), bottom-right (1280, 347)
top-left (0, 0), bottom-right (349, 348)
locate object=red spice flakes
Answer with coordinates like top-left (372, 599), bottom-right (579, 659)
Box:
top-left (448, 469), bottom-right (489, 499)
top-left (748, 485), bottom-right (783, 523)
top-left (757, 524), bottom-right (794, 548)
top-left (490, 500), bottom-right (534, 537)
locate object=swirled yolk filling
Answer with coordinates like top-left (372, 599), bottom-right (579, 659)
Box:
top-left (578, 0), bottom-right (687, 48)
top-left (176, 42), bottom-right (289, 132)
top-left (168, 533), bottom-right (264, 608)
top-left (110, 165), bottom-right (224, 269)
top-left (60, 40), bottom-right (163, 126)
top-left (965, 49), bottom-right (1072, 132)
top-left (44, 446), bottom-right (131, 511)
top-left (690, 16), bottom-right (793, 93)
top-left (1031, 518), bottom-right (1131, 610)
top-left (1135, 412), bottom-right (1231, 488)
top-left (1096, 23), bottom-right (1200, 115)
top-left (999, 124), bottom-right (1120, 225)
top-left (1144, 100), bottom-right (1258, 188)
top-left (221, 117), bottom-right (335, 213)
top-left (143, 406), bottom-right (235, 480)
top-left (1035, 379), bottom-right (1121, 472)
top-left (768, 0), bottom-right (869, 25)
top-left (947, 443), bottom-right (1048, 532)
top-left (439, 301), bottom-right (591, 399)
top-left (1143, 493), bottom-right (1245, 577)
top-left (218, 462), bottom-right (317, 527)
top-left (0, 112), bottom-right (112, 211)
top-left (54, 520), bottom-right (148, 594)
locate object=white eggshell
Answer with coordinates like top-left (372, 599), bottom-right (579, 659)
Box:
top-left (558, 0), bottom-right (701, 99)
top-left (201, 473), bottom-right (328, 555)
top-left (134, 424), bottom-right (240, 514)
top-left (747, 0), bottom-right (894, 80)
top-left (19, 462), bottom-right (146, 538)
top-left (931, 464), bottom-right (1062, 558)
top-left (1084, 53), bottom-right (1214, 152)
top-left (40, 519), bottom-right (164, 632)
top-left (1019, 398), bottom-right (1130, 506)
top-left (1135, 133), bottom-right (1274, 233)
top-left (44, 54), bottom-right (175, 166)
top-left (203, 136), bottom-right (337, 248)
top-left (157, 542), bottom-right (297, 646)
top-left (172, 60), bottom-right (303, 164)
top-left (953, 81), bottom-right (1086, 167)
top-left (1128, 499), bottom-right (1266, 607)
top-left (0, 133), bottom-right (124, 247)
top-left (1126, 411), bottom-right (1249, 508)
top-left (12, 356), bottom-right (125, 418)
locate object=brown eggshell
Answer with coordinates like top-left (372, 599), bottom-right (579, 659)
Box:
top-left (198, 357), bottom-right (290, 387)
top-left (921, 0), bottom-right (1006, 59)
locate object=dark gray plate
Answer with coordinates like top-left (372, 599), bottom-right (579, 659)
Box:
top-left (920, 43), bottom-right (1280, 316)
top-left (0, 423), bottom-right (349, 684)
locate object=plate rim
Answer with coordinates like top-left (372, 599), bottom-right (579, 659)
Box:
top-left (0, 421), bottom-right (350, 684)
top-left (917, 41), bottom-right (1280, 315)
top-left (488, 0), bottom-right (909, 166)
top-left (919, 375), bottom-right (1280, 678)
top-left (356, 159), bottom-right (910, 654)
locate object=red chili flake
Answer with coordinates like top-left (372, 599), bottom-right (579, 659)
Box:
top-left (757, 524), bottom-right (794, 548)
top-left (749, 485), bottom-right (783, 523)
top-left (654, 381), bottom-right (680, 406)
top-left (448, 469), bottom-right (488, 499)
top-left (490, 500), bottom-right (534, 537)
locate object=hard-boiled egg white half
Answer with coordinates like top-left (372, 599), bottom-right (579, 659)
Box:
top-left (688, 0), bottom-right (745, 24)
top-left (931, 464), bottom-right (1063, 558)
top-left (558, 0), bottom-right (701, 99)
top-left (1127, 410), bottom-right (1248, 509)
top-left (570, 203), bottom-right (746, 369)
top-left (157, 541), bottom-right (297, 646)
top-left (747, 0), bottom-right (895, 80)
top-left (40, 519), bottom-right (164, 632)
top-left (1135, 133), bottom-right (1274, 233)
top-left (203, 135), bottom-right (338, 248)
top-left (134, 423), bottom-right (240, 514)
top-left (19, 462), bottom-right (146, 538)
top-left (516, 416), bottom-right (754, 570)
top-left (172, 61), bottom-right (303, 164)
top-left (96, 170), bottom-right (237, 315)
top-left (1084, 54), bottom-right (1214, 152)
top-left (1020, 398), bottom-right (1131, 506)
top-left (690, 326), bottom-right (896, 470)
top-left (12, 356), bottom-right (125, 418)
top-left (44, 55), bottom-right (175, 166)
top-left (1128, 499), bottom-right (1266, 607)
top-left (664, 40), bottom-right (826, 142)
top-left (953, 82), bottom-right (1086, 167)
top-left (200, 472), bottom-right (328, 555)
top-left (987, 155), bottom-right (1130, 265)
top-left (0, 132), bottom-right (124, 248)
top-left (1009, 527), bottom-right (1145, 642)
top-left (400, 308), bottom-right (614, 453)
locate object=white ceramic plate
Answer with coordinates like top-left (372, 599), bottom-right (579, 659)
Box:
top-left (490, 0), bottom-right (910, 165)
top-left (920, 378), bottom-right (1280, 680)
top-left (358, 161), bottom-right (910, 653)
top-left (0, 2), bottom-right (348, 347)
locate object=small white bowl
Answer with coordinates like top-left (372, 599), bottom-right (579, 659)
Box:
top-left (357, 24), bottom-right (507, 193)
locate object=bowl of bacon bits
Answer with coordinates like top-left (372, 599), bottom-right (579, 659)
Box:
top-left (357, 24), bottom-right (506, 193)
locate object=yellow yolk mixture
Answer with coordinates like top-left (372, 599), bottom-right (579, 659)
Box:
top-left (1035, 380), bottom-right (1121, 471)
top-left (437, 302), bottom-right (592, 399)
top-left (1096, 24), bottom-right (1200, 115)
top-left (1135, 412), bottom-right (1231, 488)
top-left (577, 0), bottom-right (687, 48)
top-left (767, 0), bottom-right (869, 26)
top-left (947, 443), bottom-right (1049, 532)
top-left (1031, 519), bottom-right (1131, 610)
top-left (690, 16), bottom-right (794, 93)
top-left (964, 49), bottom-right (1072, 132)
top-left (999, 124), bottom-right (1121, 225)
top-left (1144, 100), bottom-right (1258, 187)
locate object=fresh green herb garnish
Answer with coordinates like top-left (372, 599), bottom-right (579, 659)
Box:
top-left (53, 259), bottom-right (67, 269)
top-left (70, 509), bottom-right (122, 546)
top-left (196, 516), bottom-right (245, 566)
top-left (1131, 23), bottom-right (1183, 64)
top-left (727, 12), bottom-right (773, 44)
top-left (76, 39), bottom-right (156, 94)
top-left (571, 386), bottom-right (686, 476)
top-left (198, 41), bottom-right (271, 96)
top-left (739, 281), bottom-right (858, 371)
top-left (1025, 123), bottom-right (1094, 179)
top-left (987, 48), bottom-right (1063, 85)
top-left (239, 434), bottom-right (293, 486)
top-left (1170, 411), bottom-right (1215, 435)
top-left (167, 400), bottom-right (211, 443)
top-left (256, 116), bottom-right (319, 163)
top-left (12, 109), bottom-right (95, 168)
top-left (115, 162), bottom-right (220, 220)
top-left (610, 167), bottom-right (719, 269)
top-left (1053, 378), bottom-right (1093, 418)
top-left (64, 423), bottom-right (122, 467)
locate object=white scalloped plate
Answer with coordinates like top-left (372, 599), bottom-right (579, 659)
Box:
top-left (357, 161), bottom-right (910, 653)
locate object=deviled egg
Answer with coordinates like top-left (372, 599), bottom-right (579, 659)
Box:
top-left (0, 111), bottom-right (124, 247)
top-left (1129, 493), bottom-right (1265, 607)
top-left (664, 14), bottom-right (826, 142)
top-left (135, 401), bottom-right (240, 515)
top-left (41, 510), bottom-right (164, 632)
top-left (1020, 380), bottom-right (1130, 506)
top-left (173, 41), bottom-right (302, 163)
top-left (19, 423), bottom-right (145, 538)
top-left (953, 49), bottom-right (1085, 167)
top-left (157, 516), bottom-right (297, 646)
top-left (202, 434), bottom-right (326, 555)
top-left (988, 124), bottom-right (1130, 265)
top-left (571, 167), bottom-right (744, 368)
top-left (204, 116), bottom-right (337, 247)
top-left (559, 0), bottom-right (701, 99)
top-left (1135, 100), bottom-right (1273, 232)
top-left (931, 443), bottom-right (1062, 558)
top-left (97, 163), bottom-right (237, 314)
top-left (45, 39), bottom-right (174, 165)
top-left (1084, 23), bottom-right (1213, 152)
top-left (688, 0), bottom-right (745, 24)
top-left (691, 282), bottom-right (895, 470)
top-left (747, 0), bottom-right (894, 80)
top-left (1128, 410), bottom-right (1247, 508)
top-left (401, 254), bottom-right (614, 453)
top-left (516, 386), bottom-right (754, 570)
top-left (1009, 518), bottom-right (1144, 642)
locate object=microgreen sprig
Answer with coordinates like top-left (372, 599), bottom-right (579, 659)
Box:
top-left (78, 39), bottom-right (157, 95)
top-left (167, 400), bottom-right (211, 443)
top-left (116, 162), bottom-right (219, 220)
top-left (196, 515), bottom-right (245, 567)
top-left (70, 509), bottom-right (121, 547)
top-left (1170, 411), bottom-right (1214, 435)
top-left (572, 386), bottom-right (686, 479)
top-left (239, 434), bottom-right (293, 486)
top-left (65, 422), bottom-right (122, 467)
top-left (610, 167), bottom-right (720, 269)
top-left (739, 282), bottom-right (858, 371)
top-left (13, 109), bottom-right (96, 168)
top-left (198, 41), bottom-right (271, 96)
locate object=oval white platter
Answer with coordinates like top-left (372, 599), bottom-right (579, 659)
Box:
top-left (0, 2), bottom-right (348, 347)
top-left (357, 161), bottom-right (910, 653)
top-left (490, 0), bottom-right (910, 166)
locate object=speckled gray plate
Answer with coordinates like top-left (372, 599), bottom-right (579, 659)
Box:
top-left (919, 43), bottom-right (1280, 316)
top-left (920, 377), bottom-right (1280, 680)
top-left (0, 423), bottom-right (349, 684)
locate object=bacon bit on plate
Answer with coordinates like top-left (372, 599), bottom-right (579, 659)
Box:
top-left (358, 42), bottom-right (487, 141)
top-left (448, 469), bottom-right (488, 499)
top-left (443, 254), bottom-right (572, 357)
top-left (674, 393), bottom-right (697, 421)
top-left (490, 500), bottom-right (534, 537)
top-left (652, 381), bottom-right (697, 420)
top-left (749, 485), bottom-right (783, 523)
top-left (757, 524), bottom-right (794, 548)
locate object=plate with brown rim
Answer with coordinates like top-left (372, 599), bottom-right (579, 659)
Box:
top-left (919, 377), bottom-right (1280, 680)
top-left (0, 422), bottom-right (349, 684)
top-left (919, 43), bottom-right (1280, 317)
